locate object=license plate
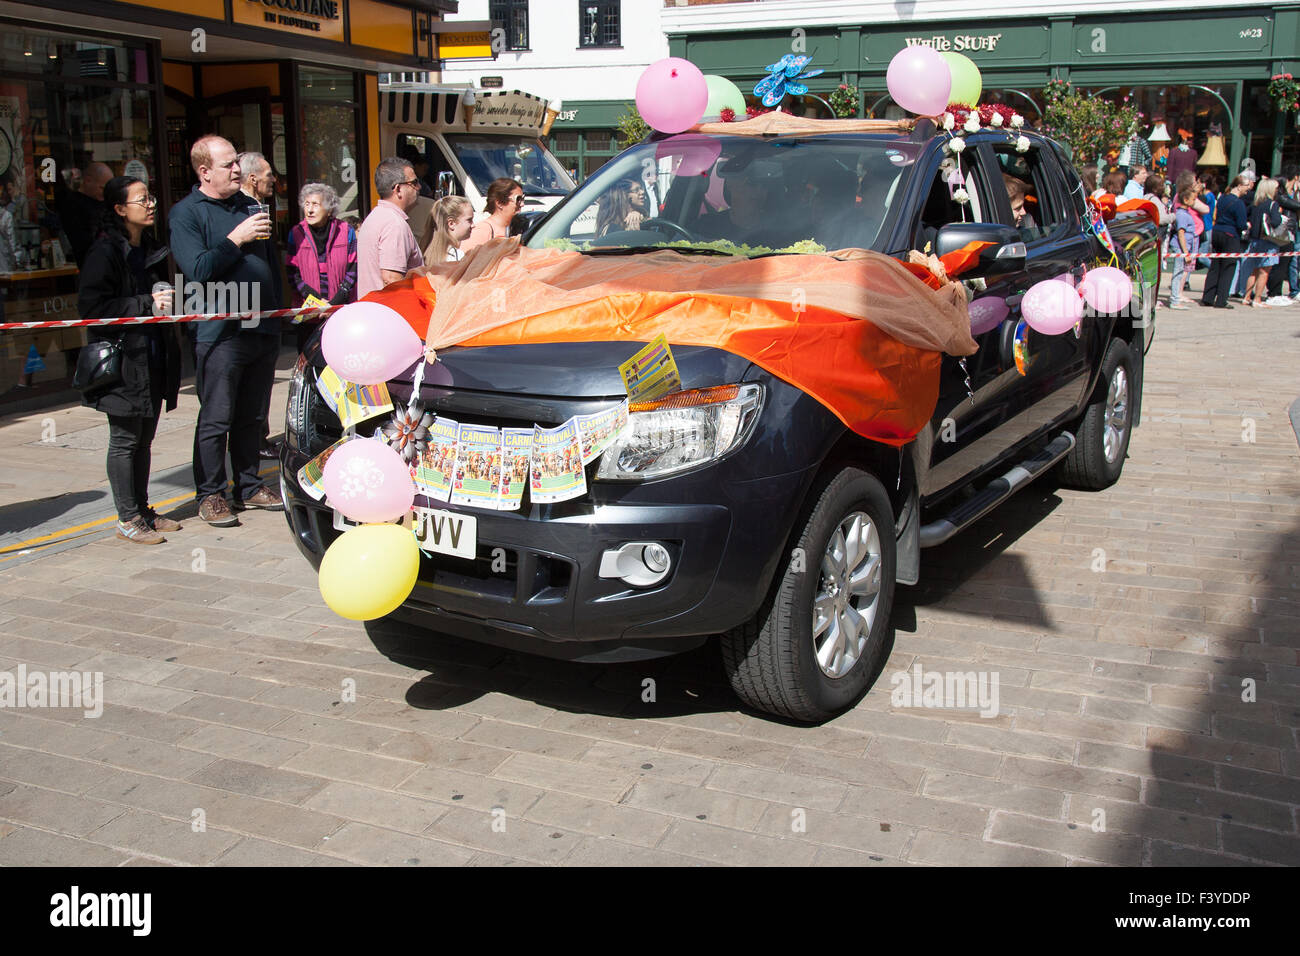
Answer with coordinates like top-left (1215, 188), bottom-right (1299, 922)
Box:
top-left (412, 506), bottom-right (477, 561)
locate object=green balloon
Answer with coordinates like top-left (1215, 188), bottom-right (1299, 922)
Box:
top-left (703, 75), bottom-right (747, 120)
top-left (940, 51), bottom-right (982, 107)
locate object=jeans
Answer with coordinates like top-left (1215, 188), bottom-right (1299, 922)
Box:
top-left (1202, 232), bottom-right (1243, 307)
top-left (106, 405), bottom-right (161, 522)
top-left (1169, 241), bottom-right (1196, 304)
top-left (193, 333), bottom-right (278, 500)
top-left (1289, 235), bottom-right (1300, 294)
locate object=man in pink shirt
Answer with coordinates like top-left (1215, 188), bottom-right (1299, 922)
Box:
top-left (356, 157), bottom-right (425, 298)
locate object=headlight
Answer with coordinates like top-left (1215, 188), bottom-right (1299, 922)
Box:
top-left (595, 383), bottom-right (764, 481)
top-left (284, 352), bottom-right (310, 451)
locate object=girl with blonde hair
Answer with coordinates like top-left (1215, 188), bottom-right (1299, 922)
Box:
top-left (425, 195), bottom-right (474, 263)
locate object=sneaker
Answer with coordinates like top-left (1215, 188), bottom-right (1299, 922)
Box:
top-left (1266, 295), bottom-right (1293, 307)
top-left (146, 512), bottom-right (183, 532)
top-left (116, 516), bottom-right (165, 545)
top-left (198, 494), bottom-right (238, 527)
top-left (240, 486), bottom-right (285, 511)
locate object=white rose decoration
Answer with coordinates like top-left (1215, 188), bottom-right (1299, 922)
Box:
top-left (952, 187), bottom-right (970, 204)
top-left (1010, 113), bottom-right (1024, 129)
top-left (963, 114), bottom-right (981, 133)
top-left (947, 136), bottom-right (967, 154)
top-left (1015, 135), bottom-right (1031, 153)
top-left (990, 112), bottom-right (1004, 127)
top-left (942, 112), bottom-right (955, 131)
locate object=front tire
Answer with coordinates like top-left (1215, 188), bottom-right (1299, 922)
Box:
top-left (1059, 337), bottom-right (1134, 490)
top-left (721, 467), bottom-right (895, 723)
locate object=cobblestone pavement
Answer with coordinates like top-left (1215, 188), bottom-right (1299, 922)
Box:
top-left (0, 286), bottom-right (1297, 866)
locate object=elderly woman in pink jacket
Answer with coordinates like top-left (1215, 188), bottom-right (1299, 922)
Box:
top-left (285, 182), bottom-right (357, 351)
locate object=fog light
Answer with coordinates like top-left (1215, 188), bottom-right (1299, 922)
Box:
top-left (598, 541), bottom-right (673, 588)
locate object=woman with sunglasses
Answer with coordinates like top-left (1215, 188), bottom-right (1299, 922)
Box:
top-left (76, 176), bottom-right (183, 545)
top-left (460, 177), bottom-right (524, 254)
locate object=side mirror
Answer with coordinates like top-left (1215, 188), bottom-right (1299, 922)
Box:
top-left (435, 171), bottom-right (456, 199)
top-left (935, 222), bottom-right (1026, 278)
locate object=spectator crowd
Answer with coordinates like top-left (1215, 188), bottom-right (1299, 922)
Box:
top-left (73, 134), bottom-right (525, 546)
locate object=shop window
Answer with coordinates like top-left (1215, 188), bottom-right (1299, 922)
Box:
top-left (578, 1), bottom-right (621, 48)
top-left (992, 143), bottom-right (1064, 243)
top-left (489, 0), bottom-right (530, 51)
top-left (299, 68), bottom-right (362, 226)
top-left (1, 25), bottom-right (158, 404)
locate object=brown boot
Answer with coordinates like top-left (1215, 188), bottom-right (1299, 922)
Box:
top-left (240, 486), bottom-right (285, 511)
top-left (198, 494), bottom-right (238, 527)
top-left (116, 516), bottom-right (165, 545)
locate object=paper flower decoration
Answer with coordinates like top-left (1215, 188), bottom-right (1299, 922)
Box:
top-left (963, 114), bottom-right (981, 133)
top-left (990, 112), bottom-right (1004, 127)
top-left (947, 137), bottom-right (967, 153)
top-left (952, 187), bottom-right (970, 204)
top-left (941, 112), bottom-right (955, 131)
top-left (1015, 135), bottom-right (1031, 153)
top-left (381, 402), bottom-right (434, 465)
top-left (753, 54), bottom-right (825, 108)
top-left (1010, 114), bottom-right (1024, 129)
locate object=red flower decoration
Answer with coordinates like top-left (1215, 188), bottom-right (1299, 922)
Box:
top-left (720, 107), bottom-right (736, 122)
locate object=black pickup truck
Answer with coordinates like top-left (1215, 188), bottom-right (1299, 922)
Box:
top-left (280, 118), bottom-right (1158, 723)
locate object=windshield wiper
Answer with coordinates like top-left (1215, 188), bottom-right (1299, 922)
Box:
top-left (581, 245), bottom-right (736, 257)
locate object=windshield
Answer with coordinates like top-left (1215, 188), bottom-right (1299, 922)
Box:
top-left (444, 134), bottom-right (575, 197)
top-left (527, 134), bottom-right (920, 256)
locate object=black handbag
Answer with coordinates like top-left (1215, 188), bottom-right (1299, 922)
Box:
top-left (72, 338), bottom-right (123, 393)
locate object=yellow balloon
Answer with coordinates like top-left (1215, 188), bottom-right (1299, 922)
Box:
top-left (318, 523), bottom-right (420, 621)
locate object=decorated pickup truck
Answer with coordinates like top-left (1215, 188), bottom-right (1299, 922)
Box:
top-left (280, 91), bottom-right (1158, 722)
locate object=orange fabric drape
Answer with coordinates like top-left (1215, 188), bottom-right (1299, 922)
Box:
top-left (363, 241), bottom-right (990, 446)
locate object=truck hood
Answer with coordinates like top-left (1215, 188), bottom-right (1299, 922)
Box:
top-left (389, 340), bottom-right (754, 400)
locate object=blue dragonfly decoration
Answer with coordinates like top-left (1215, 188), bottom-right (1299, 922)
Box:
top-left (753, 54), bottom-right (825, 108)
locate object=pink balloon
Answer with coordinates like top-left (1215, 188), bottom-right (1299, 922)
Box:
top-left (657, 134), bottom-right (721, 178)
top-left (886, 46), bottom-right (952, 116)
top-left (1021, 279), bottom-right (1085, 335)
top-left (636, 58), bottom-right (708, 134)
top-left (322, 302), bottom-right (423, 385)
top-left (323, 438), bottom-right (416, 524)
top-left (1079, 267), bottom-right (1134, 314)
top-left (968, 296), bottom-right (1009, 335)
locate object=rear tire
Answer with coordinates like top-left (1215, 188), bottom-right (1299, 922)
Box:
top-left (721, 466), bottom-right (895, 723)
top-left (1059, 337), bottom-right (1134, 490)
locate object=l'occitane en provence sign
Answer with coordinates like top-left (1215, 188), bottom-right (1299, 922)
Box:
top-left (234, 0), bottom-right (345, 40)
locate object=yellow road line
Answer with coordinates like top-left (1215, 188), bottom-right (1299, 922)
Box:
top-left (0, 464), bottom-right (280, 559)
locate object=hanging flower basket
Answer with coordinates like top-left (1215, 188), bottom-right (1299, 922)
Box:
top-left (827, 83), bottom-right (860, 119)
top-left (1269, 73), bottom-right (1300, 113)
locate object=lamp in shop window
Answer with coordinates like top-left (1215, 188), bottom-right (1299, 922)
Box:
top-left (48, 42), bottom-right (58, 60)
top-left (23, 38), bottom-right (33, 57)
top-left (1201, 123), bottom-right (1228, 166)
top-left (97, 49), bottom-right (107, 67)
top-left (1147, 122), bottom-right (1171, 142)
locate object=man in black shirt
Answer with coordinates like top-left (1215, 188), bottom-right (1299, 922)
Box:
top-left (170, 135), bottom-right (284, 527)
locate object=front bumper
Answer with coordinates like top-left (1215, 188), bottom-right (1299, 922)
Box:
top-left (282, 448), bottom-right (817, 662)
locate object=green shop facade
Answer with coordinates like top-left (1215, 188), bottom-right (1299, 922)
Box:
top-left (645, 4), bottom-right (1295, 181)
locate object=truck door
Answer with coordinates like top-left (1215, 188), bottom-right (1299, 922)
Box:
top-left (984, 139), bottom-right (1095, 448)
top-left (912, 141), bottom-right (1026, 498)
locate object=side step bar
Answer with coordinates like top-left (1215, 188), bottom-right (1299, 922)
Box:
top-left (919, 432), bottom-right (1075, 548)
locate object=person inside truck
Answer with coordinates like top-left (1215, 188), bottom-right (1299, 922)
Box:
top-left (695, 158), bottom-right (788, 248)
top-left (1003, 172), bottom-right (1037, 234)
top-left (595, 179), bottom-right (652, 237)
top-left (461, 177), bottom-right (524, 253)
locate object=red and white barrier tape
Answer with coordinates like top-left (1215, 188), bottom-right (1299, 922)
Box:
top-left (1165, 250), bottom-right (1300, 259)
top-left (0, 304), bottom-right (339, 332)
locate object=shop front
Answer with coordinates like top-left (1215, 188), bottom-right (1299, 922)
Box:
top-left (0, 0), bottom-right (458, 409)
top-left (667, 4), bottom-right (1298, 184)
top-left (546, 100), bottom-right (629, 183)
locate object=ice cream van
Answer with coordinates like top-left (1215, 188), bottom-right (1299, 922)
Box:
top-left (379, 85), bottom-right (576, 238)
